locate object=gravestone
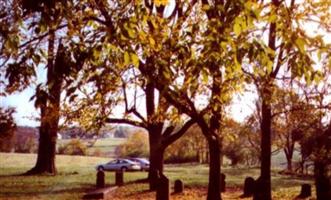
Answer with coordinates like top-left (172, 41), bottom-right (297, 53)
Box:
top-left (296, 184), bottom-right (311, 198)
top-left (174, 179), bottom-right (184, 193)
top-left (96, 169), bottom-right (105, 188)
top-left (115, 171), bottom-right (124, 186)
top-left (156, 173), bottom-right (170, 200)
top-left (220, 173), bottom-right (226, 192)
top-left (240, 177), bottom-right (255, 198)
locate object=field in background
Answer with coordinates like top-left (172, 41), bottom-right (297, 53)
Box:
top-left (0, 153), bottom-right (315, 200)
top-left (58, 138), bottom-right (127, 157)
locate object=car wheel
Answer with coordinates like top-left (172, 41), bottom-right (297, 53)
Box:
top-left (98, 166), bottom-right (104, 171)
top-left (121, 167), bottom-right (127, 172)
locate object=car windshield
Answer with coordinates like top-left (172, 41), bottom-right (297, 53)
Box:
top-left (133, 158), bottom-right (149, 164)
top-left (107, 160), bottom-right (117, 164)
top-left (123, 159), bottom-right (136, 164)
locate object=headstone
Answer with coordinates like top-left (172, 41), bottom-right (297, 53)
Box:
top-left (220, 173), bottom-right (226, 192)
top-left (174, 179), bottom-right (184, 193)
top-left (96, 169), bottom-right (105, 188)
top-left (115, 171), bottom-right (124, 186)
top-left (156, 173), bottom-right (170, 200)
top-left (240, 177), bottom-right (255, 198)
top-left (296, 184), bottom-right (311, 198)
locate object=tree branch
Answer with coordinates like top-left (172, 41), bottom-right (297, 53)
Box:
top-left (106, 118), bottom-right (146, 129)
top-left (162, 119), bottom-right (195, 147)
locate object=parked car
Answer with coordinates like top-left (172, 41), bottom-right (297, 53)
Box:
top-left (96, 158), bottom-right (141, 171)
top-left (129, 158), bottom-right (150, 171)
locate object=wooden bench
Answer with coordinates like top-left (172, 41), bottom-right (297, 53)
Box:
top-left (83, 186), bottom-right (118, 199)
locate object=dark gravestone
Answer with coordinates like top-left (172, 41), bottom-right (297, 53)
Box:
top-left (156, 173), bottom-right (170, 200)
top-left (240, 177), bottom-right (255, 198)
top-left (115, 171), bottom-right (124, 186)
top-left (220, 173), bottom-right (226, 193)
top-left (296, 184), bottom-right (311, 199)
top-left (174, 179), bottom-right (184, 193)
top-left (96, 169), bottom-right (105, 188)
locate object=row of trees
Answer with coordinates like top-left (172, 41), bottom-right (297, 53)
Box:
top-left (1, 0), bottom-right (330, 200)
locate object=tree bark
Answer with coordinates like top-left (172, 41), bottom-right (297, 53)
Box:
top-left (148, 125), bottom-right (164, 190)
top-left (314, 161), bottom-right (331, 200)
top-left (25, 33), bottom-right (63, 175)
top-left (207, 137), bottom-right (221, 200)
top-left (284, 147), bottom-right (293, 172)
top-left (254, 100), bottom-right (272, 200)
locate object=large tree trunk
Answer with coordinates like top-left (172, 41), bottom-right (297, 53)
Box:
top-left (254, 100), bottom-right (272, 200)
top-left (207, 137), bottom-right (221, 200)
top-left (26, 111), bottom-right (58, 175)
top-left (25, 34), bottom-right (63, 175)
top-left (314, 161), bottom-right (331, 200)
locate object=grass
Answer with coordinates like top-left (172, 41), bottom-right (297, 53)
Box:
top-left (58, 138), bottom-right (127, 156)
top-left (0, 153), bottom-right (316, 200)
top-left (87, 138), bottom-right (127, 155)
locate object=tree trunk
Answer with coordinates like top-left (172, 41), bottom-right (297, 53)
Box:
top-left (207, 137), bottom-right (221, 200)
top-left (314, 161), bottom-right (331, 200)
top-left (148, 127), bottom-right (164, 190)
top-left (26, 117), bottom-right (57, 175)
top-left (284, 148), bottom-right (293, 172)
top-left (25, 33), bottom-right (62, 175)
top-left (254, 100), bottom-right (272, 200)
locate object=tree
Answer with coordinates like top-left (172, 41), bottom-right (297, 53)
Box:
top-left (272, 88), bottom-right (315, 172)
top-left (240, 1), bottom-right (331, 199)
top-left (1, 0), bottom-right (88, 174)
top-left (298, 66), bottom-right (331, 200)
top-left (0, 107), bottom-right (16, 152)
top-left (153, 2), bottom-right (250, 199)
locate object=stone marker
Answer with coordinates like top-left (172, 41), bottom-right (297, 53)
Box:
top-left (240, 177), bottom-right (255, 198)
top-left (296, 184), bottom-right (311, 199)
top-left (174, 179), bottom-right (184, 193)
top-left (156, 173), bottom-right (170, 200)
top-left (220, 173), bottom-right (226, 193)
top-left (115, 171), bottom-right (124, 186)
top-left (96, 169), bottom-right (105, 188)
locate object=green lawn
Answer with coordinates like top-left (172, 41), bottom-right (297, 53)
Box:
top-left (0, 153), bottom-right (315, 200)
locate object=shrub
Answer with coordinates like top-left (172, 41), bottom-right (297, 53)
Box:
top-left (15, 137), bottom-right (37, 153)
top-left (58, 139), bottom-right (87, 156)
top-left (115, 131), bottom-right (149, 157)
top-left (165, 125), bottom-right (206, 164)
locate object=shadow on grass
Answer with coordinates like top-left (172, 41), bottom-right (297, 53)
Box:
top-left (0, 183), bottom-right (93, 198)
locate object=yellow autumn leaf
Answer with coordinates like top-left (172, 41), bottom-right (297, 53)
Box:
top-left (130, 53), bottom-right (140, 67)
top-left (154, 0), bottom-right (168, 6)
top-left (124, 51), bottom-right (130, 65)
